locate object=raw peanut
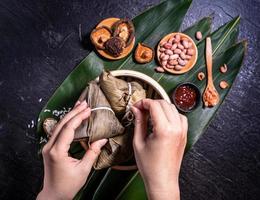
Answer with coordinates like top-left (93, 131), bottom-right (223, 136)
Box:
top-left (159, 47), bottom-right (166, 52)
top-left (168, 37), bottom-right (175, 44)
top-left (183, 49), bottom-right (187, 54)
top-left (165, 49), bottom-right (173, 55)
top-left (188, 42), bottom-right (193, 48)
top-left (196, 31), bottom-right (202, 40)
top-left (171, 43), bottom-right (178, 50)
top-left (187, 48), bottom-right (195, 56)
top-left (177, 43), bottom-right (184, 50)
top-left (178, 58), bottom-right (186, 66)
top-left (180, 52), bottom-right (186, 60)
top-left (197, 72), bottom-right (205, 81)
top-left (220, 64), bottom-right (228, 73)
top-left (175, 34), bottom-right (181, 43)
top-left (168, 59), bottom-right (178, 65)
top-left (160, 42), bottom-right (167, 47)
top-left (170, 54), bottom-right (179, 60)
top-left (186, 55), bottom-right (192, 60)
top-left (166, 64), bottom-right (175, 69)
top-left (163, 43), bottom-right (172, 49)
top-left (174, 65), bottom-right (183, 71)
top-left (219, 80), bottom-right (229, 89)
top-left (182, 39), bottom-right (189, 48)
top-left (161, 54), bottom-right (169, 61)
top-left (160, 53), bottom-right (165, 59)
top-left (162, 60), bottom-right (167, 66)
top-left (155, 66), bottom-right (165, 73)
top-left (174, 49), bottom-right (182, 54)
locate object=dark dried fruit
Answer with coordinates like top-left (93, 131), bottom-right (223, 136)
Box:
top-left (90, 26), bottom-right (112, 49)
top-left (112, 19), bottom-right (135, 47)
top-left (134, 43), bottom-right (154, 63)
top-left (105, 37), bottom-right (126, 57)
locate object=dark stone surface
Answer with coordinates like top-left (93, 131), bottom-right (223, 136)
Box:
top-left (0, 0), bottom-right (259, 199)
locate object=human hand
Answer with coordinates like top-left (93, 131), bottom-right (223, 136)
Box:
top-left (131, 99), bottom-right (188, 200)
top-left (37, 101), bottom-right (107, 200)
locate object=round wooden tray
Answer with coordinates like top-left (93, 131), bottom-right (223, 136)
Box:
top-left (157, 32), bottom-right (198, 74)
top-left (95, 18), bottom-right (135, 60)
top-left (80, 70), bottom-right (170, 171)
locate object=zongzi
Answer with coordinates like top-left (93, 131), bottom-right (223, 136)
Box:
top-left (99, 71), bottom-right (146, 114)
top-left (94, 125), bottom-right (134, 169)
top-left (74, 81), bottom-right (125, 141)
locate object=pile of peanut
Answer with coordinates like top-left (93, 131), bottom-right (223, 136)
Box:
top-left (158, 34), bottom-right (195, 71)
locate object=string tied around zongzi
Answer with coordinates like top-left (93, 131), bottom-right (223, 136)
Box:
top-left (91, 106), bottom-right (115, 114)
top-left (99, 70), bottom-right (146, 114)
top-left (125, 82), bottom-right (132, 112)
top-left (74, 82), bottom-right (125, 142)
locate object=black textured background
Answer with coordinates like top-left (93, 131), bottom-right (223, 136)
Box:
top-left (0, 0), bottom-right (259, 199)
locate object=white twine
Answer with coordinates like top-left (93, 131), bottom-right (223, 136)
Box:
top-left (126, 82), bottom-right (132, 111)
top-left (91, 107), bottom-right (115, 115)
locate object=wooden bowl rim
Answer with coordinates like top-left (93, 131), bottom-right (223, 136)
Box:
top-left (81, 70), bottom-right (170, 171)
top-left (157, 32), bottom-right (198, 74)
top-left (95, 18), bottom-right (135, 60)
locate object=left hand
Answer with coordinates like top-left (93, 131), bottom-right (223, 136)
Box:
top-left (37, 101), bottom-right (107, 200)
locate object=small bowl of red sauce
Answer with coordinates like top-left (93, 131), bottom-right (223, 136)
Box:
top-left (172, 82), bottom-right (201, 113)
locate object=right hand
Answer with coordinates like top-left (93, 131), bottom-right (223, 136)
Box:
top-left (131, 99), bottom-right (188, 200)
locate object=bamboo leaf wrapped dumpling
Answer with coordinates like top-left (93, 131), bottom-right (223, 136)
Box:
top-left (74, 81), bottom-right (134, 169)
top-left (94, 126), bottom-right (134, 169)
top-left (99, 71), bottom-right (146, 114)
top-left (74, 81), bottom-right (125, 142)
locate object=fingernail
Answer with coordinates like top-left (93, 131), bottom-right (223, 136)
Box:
top-left (79, 100), bottom-right (87, 107)
top-left (98, 139), bottom-right (108, 148)
top-left (131, 106), bottom-right (137, 114)
top-left (74, 101), bottom-right (81, 108)
top-left (131, 106), bottom-right (135, 111)
top-left (82, 107), bottom-right (90, 115)
top-left (85, 107), bottom-right (91, 112)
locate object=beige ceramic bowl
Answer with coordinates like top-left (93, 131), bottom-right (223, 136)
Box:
top-left (80, 70), bottom-right (170, 170)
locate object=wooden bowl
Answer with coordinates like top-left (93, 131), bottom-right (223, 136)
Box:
top-left (157, 32), bottom-right (198, 74)
top-left (80, 70), bottom-right (170, 171)
top-left (95, 18), bottom-right (135, 60)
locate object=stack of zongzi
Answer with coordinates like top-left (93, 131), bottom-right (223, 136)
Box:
top-left (74, 71), bottom-right (146, 169)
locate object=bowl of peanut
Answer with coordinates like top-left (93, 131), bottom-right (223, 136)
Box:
top-left (157, 32), bottom-right (198, 74)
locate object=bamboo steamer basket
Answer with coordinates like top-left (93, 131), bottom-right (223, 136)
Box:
top-left (80, 70), bottom-right (170, 171)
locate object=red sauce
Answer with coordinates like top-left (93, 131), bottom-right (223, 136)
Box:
top-left (174, 85), bottom-right (197, 111)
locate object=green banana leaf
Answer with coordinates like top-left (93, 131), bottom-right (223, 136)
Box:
top-left (115, 16), bottom-right (245, 200)
top-left (91, 17), bottom-right (212, 200)
top-left (115, 41), bottom-right (246, 200)
top-left (36, 0), bottom-right (246, 199)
